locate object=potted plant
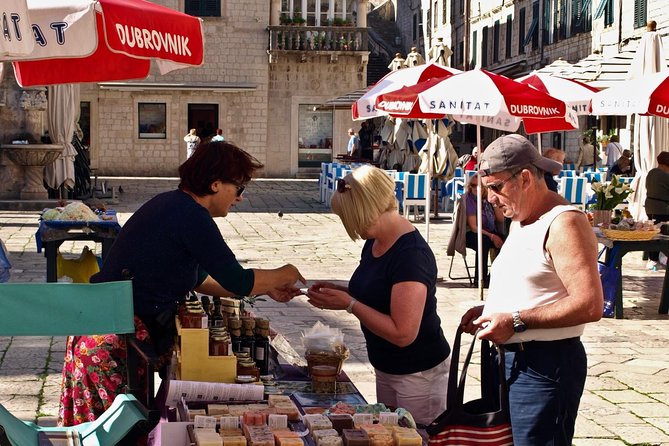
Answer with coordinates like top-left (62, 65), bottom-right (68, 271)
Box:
top-left (589, 175), bottom-right (634, 226)
top-left (332, 17), bottom-right (344, 26)
top-left (293, 16), bottom-right (306, 26)
top-left (279, 14), bottom-right (293, 25)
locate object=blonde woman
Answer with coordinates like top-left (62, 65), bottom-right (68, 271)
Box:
top-left (306, 165), bottom-right (450, 426)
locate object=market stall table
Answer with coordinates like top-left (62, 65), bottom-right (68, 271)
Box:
top-left (35, 211), bottom-right (121, 282)
top-left (596, 230), bottom-right (669, 318)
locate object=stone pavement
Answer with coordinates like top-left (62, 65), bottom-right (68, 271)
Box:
top-left (1, 177), bottom-right (669, 445)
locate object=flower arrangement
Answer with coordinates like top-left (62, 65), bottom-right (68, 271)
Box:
top-left (590, 175), bottom-right (634, 210)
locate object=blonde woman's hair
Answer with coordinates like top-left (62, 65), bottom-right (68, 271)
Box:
top-left (330, 165), bottom-right (398, 240)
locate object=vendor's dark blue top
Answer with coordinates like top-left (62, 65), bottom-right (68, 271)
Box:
top-left (91, 190), bottom-right (254, 316)
top-left (348, 230), bottom-right (450, 375)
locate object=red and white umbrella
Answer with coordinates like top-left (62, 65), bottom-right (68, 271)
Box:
top-left (1, 0), bottom-right (205, 87)
top-left (516, 73), bottom-right (598, 134)
top-left (591, 71), bottom-right (669, 117)
top-left (352, 63), bottom-right (460, 121)
top-left (376, 69), bottom-right (573, 132)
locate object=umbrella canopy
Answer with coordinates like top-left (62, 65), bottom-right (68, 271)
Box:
top-left (352, 63), bottom-right (460, 121)
top-left (590, 71), bottom-right (669, 117)
top-left (1, 2), bottom-right (34, 58)
top-left (375, 69), bottom-right (573, 132)
top-left (2, 0), bottom-right (205, 87)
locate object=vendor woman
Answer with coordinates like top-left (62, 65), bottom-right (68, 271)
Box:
top-left (58, 141), bottom-right (305, 426)
top-left (306, 165), bottom-right (451, 426)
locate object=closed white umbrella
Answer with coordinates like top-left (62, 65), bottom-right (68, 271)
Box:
top-left (44, 84), bottom-right (79, 192)
top-left (629, 32), bottom-right (669, 220)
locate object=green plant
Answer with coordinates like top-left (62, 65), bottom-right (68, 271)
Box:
top-left (590, 175), bottom-right (634, 210)
top-left (292, 16), bottom-right (306, 25)
top-left (279, 14), bottom-right (292, 25)
top-left (332, 17), bottom-right (344, 26)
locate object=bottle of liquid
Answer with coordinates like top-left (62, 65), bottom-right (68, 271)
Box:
top-left (240, 329), bottom-right (256, 358)
top-left (211, 296), bottom-right (225, 328)
top-left (254, 330), bottom-right (270, 376)
top-left (200, 295), bottom-right (212, 324)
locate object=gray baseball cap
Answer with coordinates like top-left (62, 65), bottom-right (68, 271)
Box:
top-left (478, 134), bottom-right (562, 176)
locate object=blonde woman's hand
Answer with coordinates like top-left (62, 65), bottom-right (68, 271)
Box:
top-left (306, 284), bottom-right (351, 311)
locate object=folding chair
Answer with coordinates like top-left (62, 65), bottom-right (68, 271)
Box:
top-left (558, 169), bottom-right (578, 178)
top-left (402, 173), bottom-right (428, 220)
top-left (0, 281), bottom-right (152, 446)
top-left (446, 195), bottom-right (474, 285)
top-left (559, 177), bottom-right (588, 210)
top-left (393, 172), bottom-right (408, 211)
top-left (324, 166), bottom-right (351, 204)
top-left (441, 177), bottom-right (465, 219)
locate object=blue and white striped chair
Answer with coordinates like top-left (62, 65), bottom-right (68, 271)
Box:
top-left (558, 169), bottom-right (579, 178)
top-left (402, 173), bottom-right (428, 220)
top-left (584, 171), bottom-right (604, 184)
top-left (563, 163), bottom-right (577, 171)
top-left (441, 177), bottom-right (465, 217)
top-left (324, 166), bottom-right (351, 204)
top-left (319, 163), bottom-right (334, 203)
top-left (559, 177), bottom-right (588, 210)
top-left (393, 172), bottom-right (408, 211)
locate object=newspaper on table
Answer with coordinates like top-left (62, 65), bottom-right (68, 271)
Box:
top-left (165, 380), bottom-right (264, 406)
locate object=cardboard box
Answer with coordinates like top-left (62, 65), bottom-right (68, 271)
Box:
top-left (176, 320), bottom-right (237, 383)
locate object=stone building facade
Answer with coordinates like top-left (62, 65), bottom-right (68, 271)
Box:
top-left (416, 0), bottom-right (668, 158)
top-left (0, 0), bottom-right (369, 181)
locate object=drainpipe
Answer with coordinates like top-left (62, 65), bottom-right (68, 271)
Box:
top-left (617, 0), bottom-right (623, 49)
top-left (539, 0), bottom-right (544, 69)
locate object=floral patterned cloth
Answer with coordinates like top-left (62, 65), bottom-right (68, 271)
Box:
top-left (57, 316), bottom-right (150, 426)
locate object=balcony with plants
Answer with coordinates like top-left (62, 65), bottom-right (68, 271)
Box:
top-left (269, 12), bottom-right (368, 53)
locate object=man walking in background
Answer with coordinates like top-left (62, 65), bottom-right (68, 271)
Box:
top-left (347, 128), bottom-right (360, 157)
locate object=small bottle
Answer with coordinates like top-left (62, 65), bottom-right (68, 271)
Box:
top-left (240, 329), bottom-right (256, 357)
top-left (211, 296), bottom-right (225, 328)
top-left (230, 328), bottom-right (242, 353)
top-left (201, 295), bottom-right (212, 322)
top-left (254, 330), bottom-right (270, 376)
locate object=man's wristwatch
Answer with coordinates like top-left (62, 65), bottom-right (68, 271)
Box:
top-left (346, 298), bottom-right (357, 313)
top-left (512, 311), bottom-right (527, 333)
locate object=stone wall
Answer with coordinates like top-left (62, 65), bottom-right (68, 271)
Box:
top-left (86, 0), bottom-right (271, 176)
top-left (267, 53), bottom-right (367, 176)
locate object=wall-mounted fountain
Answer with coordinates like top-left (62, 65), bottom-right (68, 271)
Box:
top-left (0, 86), bottom-right (64, 208)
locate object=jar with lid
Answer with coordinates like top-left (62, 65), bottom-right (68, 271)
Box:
top-left (209, 336), bottom-right (229, 356)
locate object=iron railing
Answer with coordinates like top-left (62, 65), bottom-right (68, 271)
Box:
top-left (268, 26), bottom-right (368, 52)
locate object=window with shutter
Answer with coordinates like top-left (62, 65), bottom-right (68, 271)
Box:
top-left (634, 0), bottom-right (647, 28)
top-left (506, 15), bottom-right (512, 58)
top-left (604, 0), bottom-right (614, 27)
top-left (458, 40), bottom-right (464, 66)
top-left (482, 26), bottom-right (488, 67)
top-left (542, 0), bottom-right (551, 44)
top-left (518, 7), bottom-right (526, 54)
top-left (472, 30), bottom-right (478, 67)
top-left (531, 1), bottom-right (540, 49)
top-left (558, 0), bottom-right (567, 39)
top-left (185, 0), bottom-right (220, 17)
top-left (442, 0), bottom-right (448, 24)
top-left (493, 20), bottom-right (499, 63)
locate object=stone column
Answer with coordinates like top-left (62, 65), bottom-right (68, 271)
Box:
top-left (356, 0), bottom-right (367, 27)
top-left (270, 0), bottom-right (281, 25)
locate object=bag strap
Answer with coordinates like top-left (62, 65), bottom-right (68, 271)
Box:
top-left (447, 326), bottom-right (509, 410)
top-left (598, 245), bottom-right (621, 267)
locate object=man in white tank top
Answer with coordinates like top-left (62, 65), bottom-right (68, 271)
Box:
top-left (460, 134), bottom-right (603, 446)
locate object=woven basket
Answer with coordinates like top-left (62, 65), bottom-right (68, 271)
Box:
top-left (601, 229), bottom-right (660, 241)
top-left (305, 347), bottom-right (349, 376)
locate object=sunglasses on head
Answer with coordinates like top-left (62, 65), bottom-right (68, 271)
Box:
top-left (337, 178), bottom-right (352, 193)
top-left (486, 170), bottom-right (521, 194)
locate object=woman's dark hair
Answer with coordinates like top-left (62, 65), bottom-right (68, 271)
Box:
top-left (178, 141), bottom-right (264, 196)
top-left (657, 151), bottom-right (669, 167)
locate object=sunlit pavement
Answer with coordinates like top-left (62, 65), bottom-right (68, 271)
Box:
top-left (1, 177), bottom-right (668, 445)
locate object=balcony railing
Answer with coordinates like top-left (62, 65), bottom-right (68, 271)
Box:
top-left (268, 26), bottom-right (368, 52)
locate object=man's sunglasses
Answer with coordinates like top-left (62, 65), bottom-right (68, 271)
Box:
top-left (486, 170), bottom-right (521, 194)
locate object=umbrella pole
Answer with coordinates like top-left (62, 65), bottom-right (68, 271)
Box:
top-left (476, 124), bottom-right (484, 300)
top-left (425, 120), bottom-right (433, 242)
top-left (537, 134), bottom-right (542, 152)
